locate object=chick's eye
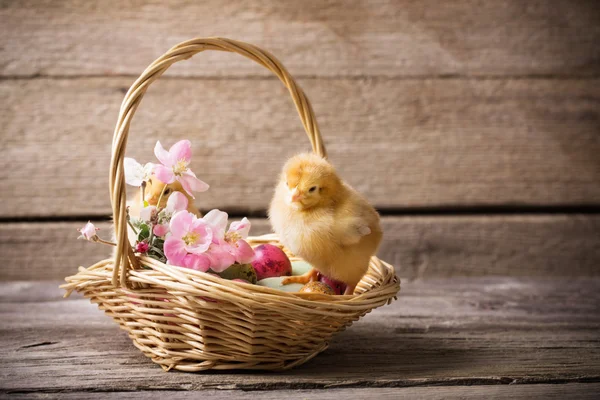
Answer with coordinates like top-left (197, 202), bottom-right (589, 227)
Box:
top-left (164, 188), bottom-right (171, 195)
top-left (309, 186), bottom-right (317, 193)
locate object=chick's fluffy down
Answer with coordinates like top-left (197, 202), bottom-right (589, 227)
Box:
top-left (269, 153), bottom-right (382, 289)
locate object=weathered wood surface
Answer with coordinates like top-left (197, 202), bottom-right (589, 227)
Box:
top-left (7, 384), bottom-right (600, 399)
top-left (2, 0), bottom-right (599, 78)
top-left (1, 214), bottom-right (599, 281)
top-left (1, 278), bottom-right (599, 396)
top-left (2, 77), bottom-right (599, 217)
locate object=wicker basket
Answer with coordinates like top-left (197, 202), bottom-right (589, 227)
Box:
top-left (61, 37), bottom-right (400, 372)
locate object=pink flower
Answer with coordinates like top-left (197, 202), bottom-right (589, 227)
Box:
top-left (153, 224), bottom-right (169, 237)
top-left (202, 210), bottom-right (255, 272)
top-left (135, 241), bottom-right (149, 253)
top-left (153, 140), bottom-right (209, 198)
top-left (225, 217), bottom-right (255, 264)
top-left (153, 192), bottom-right (189, 237)
top-left (78, 221), bottom-right (99, 241)
top-left (164, 211), bottom-right (213, 271)
top-left (164, 191), bottom-right (189, 214)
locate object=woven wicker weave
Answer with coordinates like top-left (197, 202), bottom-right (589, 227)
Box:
top-left (62, 37), bottom-right (400, 371)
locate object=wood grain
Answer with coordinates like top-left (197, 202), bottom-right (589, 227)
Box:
top-left (2, 0), bottom-right (599, 78)
top-left (8, 383), bottom-right (600, 400)
top-left (2, 77), bottom-right (599, 217)
top-left (1, 215), bottom-right (598, 281)
top-left (7, 384), bottom-right (600, 399)
top-left (1, 278), bottom-right (599, 394)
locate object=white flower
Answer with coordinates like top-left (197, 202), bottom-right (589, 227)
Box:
top-left (124, 157), bottom-right (155, 187)
top-left (78, 221), bottom-right (99, 241)
top-left (139, 205), bottom-right (157, 222)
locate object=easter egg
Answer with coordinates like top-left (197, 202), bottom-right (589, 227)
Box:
top-left (251, 244), bottom-right (292, 281)
top-left (318, 274), bottom-right (347, 295)
top-left (291, 260), bottom-right (313, 276)
top-left (256, 277), bottom-right (304, 293)
top-left (299, 281), bottom-right (335, 295)
top-left (217, 263), bottom-right (257, 284)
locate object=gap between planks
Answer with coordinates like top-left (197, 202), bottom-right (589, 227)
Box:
top-left (4, 384), bottom-right (600, 399)
top-left (1, 204), bottom-right (600, 223)
top-left (4, 73), bottom-right (600, 81)
top-left (1, 215), bottom-right (600, 280)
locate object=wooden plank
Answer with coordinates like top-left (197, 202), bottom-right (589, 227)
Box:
top-left (0, 278), bottom-right (599, 394)
top-left (1, 214), bottom-right (599, 281)
top-left (7, 384), bottom-right (600, 399)
top-left (2, 78), bottom-right (599, 217)
top-left (2, 0), bottom-right (599, 78)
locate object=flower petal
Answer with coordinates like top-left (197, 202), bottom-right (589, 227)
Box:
top-left (78, 221), bottom-right (98, 240)
top-left (164, 237), bottom-right (187, 266)
top-left (153, 223), bottom-right (169, 237)
top-left (154, 165), bottom-right (175, 184)
top-left (190, 217), bottom-right (211, 236)
top-left (185, 220), bottom-right (212, 254)
top-left (234, 239), bottom-right (255, 264)
top-left (124, 157), bottom-right (144, 187)
top-left (205, 245), bottom-right (236, 272)
top-left (229, 217), bottom-right (251, 239)
top-left (182, 253), bottom-right (211, 272)
top-left (203, 209), bottom-right (228, 239)
top-left (139, 205), bottom-right (157, 222)
top-left (178, 177), bottom-right (194, 198)
top-left (169, 140), bottom-right (192, 163)
top-left (142, 162), bottom-right (156, 180)
top-left (169, 210), bottom-right (193, 238)
top-left (166, 191), bottom-right (189, 213)
top-left (154, 141), bottom-right (174, 167)
top-left (179, 170), bottom-right (210, 197)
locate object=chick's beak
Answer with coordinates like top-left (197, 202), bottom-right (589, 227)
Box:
top-left (147, 196), bottom-right (157, 206)
top-left (291, 189), bottom-right (304, 203)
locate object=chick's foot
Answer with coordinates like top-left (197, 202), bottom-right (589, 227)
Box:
top-left (282, 268), bottom-right (319, 285)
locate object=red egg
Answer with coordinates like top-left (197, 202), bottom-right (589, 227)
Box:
top-left (318, 274), bottom-right (347, 295)
top-left (251, 244), bottom-right (292, 281)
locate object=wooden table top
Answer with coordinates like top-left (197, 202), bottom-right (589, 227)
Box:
top-left (1, 277), bottom-right (598, 398)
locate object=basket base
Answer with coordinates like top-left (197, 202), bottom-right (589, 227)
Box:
top-left (61, 237), bottom-right (399, 372)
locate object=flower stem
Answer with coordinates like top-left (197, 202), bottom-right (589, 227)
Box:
top-left (149, 183), bottom-right (169, 247)
top-left (140, 181), bottom-right (146, 209)
top-left (148, 224), bottom-right (155, 247)
top-left (125, 207), bottom-right (138, 235)
top-left (127, 218), bottom-right (138, 236)
top-left (156, 184), bottom-right (168, 212)
top-left (93, 236), bottom-right (117, 247)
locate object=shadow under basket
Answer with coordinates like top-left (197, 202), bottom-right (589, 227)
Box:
top-left (61, 37), bottom-right (400, 372)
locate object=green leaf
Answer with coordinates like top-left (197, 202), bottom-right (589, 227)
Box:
top-left (130, 218), bottom-right (145, 229)
top-left (137, 224), bottom-right (150, 241)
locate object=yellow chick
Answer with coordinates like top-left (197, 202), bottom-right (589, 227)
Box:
top-left (128, 174), bottom-right (201, 218)
top-left (268, 153), bottom-right (383, 295)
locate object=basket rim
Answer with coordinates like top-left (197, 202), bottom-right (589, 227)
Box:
top-left (63, 235), bottom-right (400, 311)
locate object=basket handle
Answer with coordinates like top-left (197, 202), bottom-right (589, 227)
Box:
top-left (110, 37), bottom-right (327, 287)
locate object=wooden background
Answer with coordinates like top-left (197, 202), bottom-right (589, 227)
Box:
top-left (1, 0), bottom-right (599, 281)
